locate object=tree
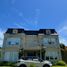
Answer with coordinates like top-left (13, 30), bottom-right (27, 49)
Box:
top-left (60, 43), bottom-right (67, 63)
top-left (60, 43), bottom-right (65, 49)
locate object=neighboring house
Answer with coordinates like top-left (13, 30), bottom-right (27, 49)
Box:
top-left (2, 28), bottom-right (62, 62)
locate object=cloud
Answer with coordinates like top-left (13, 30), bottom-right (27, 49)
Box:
top-left (12, 8), bottom-right (31, 25)
top-left (18, 12), bottom-right (23, 17)
top-left (59, 26), bottom-right (67, 33)
top-left (58, 26), bottom-right (67, 45)
top-left (18, 8), bottom-right (40, 27)
top-left (0, 29), bottom-right (4, 47)
top-left (34, 9), bottom-right (40, 24)
top-left (59, 36), bottom-right (67, 45)
top-left (11, 0), bottom-right (16, 5)
top-left (14, 22), bottom-right (29, 30)
top-left (12, 8), bottom-right (40, 29)
top-left (57, 19), bottom-right (67, 46)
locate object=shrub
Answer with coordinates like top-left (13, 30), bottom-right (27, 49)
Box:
top-left (55, 60), bottom-right (66, 66)
top-left (30, 63), bottom-right (36, 67)
top-left (0, 61), bottom-right (15, 66)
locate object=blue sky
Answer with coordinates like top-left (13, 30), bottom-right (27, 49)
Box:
top-left (0, 0), bottom-right (67, 47)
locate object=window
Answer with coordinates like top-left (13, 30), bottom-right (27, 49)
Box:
top-left (4, 52), bottom-right (18, 61)
top-left (43, 38), bottom-right (49, 44)
top-left (48, 41), bottom-right (52, 44)
top-left (43, 38), bottom-right (56, 45)
top-left (46, 30), bottom-right (51, 34)
top-left (8, 41), bottom-right (11, 45)
top-left (43, 38), bottom-right (52, 44)
top-left (45, 51), bottom-right (58, 59)
top-left (16, 42), bottom-right (19, 45)
top-left (7, 38), bottom-right (20, 45)
top-left (55, 57), bottom-right (57, 60)
top-left (13, 29), bottom-right (18, 34)
top-left (4, 52), bottom-right (10, 61)
top-left (46, 56), bottom-right (49, 60)
top-left (50, 56), bottom-right (53, 60)
top-left (51, 38), bottom-right (56, 44)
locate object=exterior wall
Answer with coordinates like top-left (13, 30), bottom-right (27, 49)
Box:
top-left (2, 33), bottom-right (23, 61)
top-left (2, 31), bottom-right (62, 62)
top-left (23, 35), bottom-right (40, 50)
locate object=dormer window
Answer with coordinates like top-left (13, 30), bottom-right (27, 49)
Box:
top-left (13, 29), bottom-right (18, 34)
top-left (46, 30), bottom-right (51, 34)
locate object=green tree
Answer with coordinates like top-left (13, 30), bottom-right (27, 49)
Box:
top-left (60, 43), bottom-right (65, 49)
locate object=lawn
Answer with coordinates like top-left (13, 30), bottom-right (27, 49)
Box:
top-left (0, 66), bottom-right (11, 67)
top-left (52, 66), bottom-right (67, 67)
top-left (0, 65), bottom-right (67, 67)
top-left (0, 66), bottom-right (67, 67)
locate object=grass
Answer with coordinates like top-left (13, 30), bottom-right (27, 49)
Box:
top-left (0, 66), bottom-right (67, 67)
top-left (0, 66), bottom-right (11, 67)
top-left (52, 65), bottom-right (67, 67)
top-left (0, 65), bottom-right (67, 67)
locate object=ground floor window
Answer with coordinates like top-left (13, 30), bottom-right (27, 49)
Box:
top-left (46, 56), bottom-right (49, 60)
top-left (4, 52), bottom-right (10, 61)
top-left (19, 50), bottom-right (45, 60)
top-left (45, 51), bottom-right (58, 60)
top-left (4, 52), bottom-right (18, 61)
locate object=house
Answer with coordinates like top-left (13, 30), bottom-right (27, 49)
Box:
top-left (2, 28), bottom-right (62, 62)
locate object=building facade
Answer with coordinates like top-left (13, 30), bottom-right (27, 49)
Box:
top-left (2, 28), bottom-right (62, 62)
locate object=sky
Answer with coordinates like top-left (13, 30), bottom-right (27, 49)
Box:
top-left (0, 0), bottom-right (67, 47)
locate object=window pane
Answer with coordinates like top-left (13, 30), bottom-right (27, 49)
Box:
top-left (46, 56), bottom-right (49, 60)
top-left (43, 38), bottom-right (48, 44)
top-left (7, 38), bottom-right (20, 45)
top-left (51, 38), bottom-right (56, 44)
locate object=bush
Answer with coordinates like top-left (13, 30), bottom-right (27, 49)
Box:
top-left (30, 63), bottom-right (36, 67)
top-left (55, 60), bottom-right (66, 66)
top-left (0, 61), bottom-right (15, 66)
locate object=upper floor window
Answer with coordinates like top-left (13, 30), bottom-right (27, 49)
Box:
top-left (43, 38), bottom-right (49, 44)
top-left (13, 29), bottom-right (18, 34)
top-left (46, 30), bottom-right (51, 34)
top-left (7, 38), bottom-right (20, 45)
top-left (43, 38), bottom-right (56, 45)
top-left (51, 38), bottom-right (56, 44)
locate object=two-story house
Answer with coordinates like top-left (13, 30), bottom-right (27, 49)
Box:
top-left (2, 28), bottom-right (62, 62)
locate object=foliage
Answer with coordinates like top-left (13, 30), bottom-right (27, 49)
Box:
top-left (60, 43), bottom-right (65, 49)
top-left (52, 66), bottom-right (67, 67)
top-left (30, 63), bottom-right (36, 67)
top-left (55, 60), bottom-right (66, 66)
top-left (0, 61), bottom-right (15, 67)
